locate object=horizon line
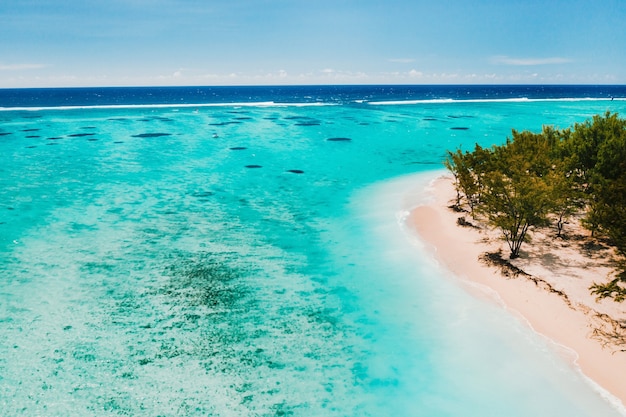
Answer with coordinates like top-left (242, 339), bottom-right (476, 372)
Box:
top-left (1, 82), bottom-right (625, 90)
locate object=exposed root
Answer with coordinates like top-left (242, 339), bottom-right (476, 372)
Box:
top-left (480, 250), bottom-right (626, 352)
top-left (480, 250), bottom-right (573, 308)
top-left (448, 204), bottom-right (467, 213)
top-left (590, 312), bottom-right (626, 352)
top-left (480, 250), bottom-right (531, 278)
top-left (456, 216), bottom-right (479, 229)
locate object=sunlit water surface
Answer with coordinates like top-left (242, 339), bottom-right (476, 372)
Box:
top-left (1, 87), bottom-right (626, 415)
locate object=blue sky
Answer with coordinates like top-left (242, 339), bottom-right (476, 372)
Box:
top-left (1, 0), bottom-right (625, 87)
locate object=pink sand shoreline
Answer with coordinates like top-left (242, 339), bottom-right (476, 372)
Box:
top-left (408, 174), bottom-right (626, 409)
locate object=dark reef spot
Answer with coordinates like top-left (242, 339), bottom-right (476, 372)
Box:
top-left (137, 116), bottom-right (173, 122)
top-left (208, 121), bottom-right (242, 126)
top-left (286, 169), bottom-right (304, 174)
top-left (286, 116), bottom-right (322, 125)
top-left (81, 126), bottom-right (97, 129)
top-left (234, 117), bottom-right (253, 120)
top-left (107, 118), bottom-right (128, 121)
top-left (46, 143), bottom-right (58, 146)
top-left (450, 127), bottom-right (470, 130)
top-left (326, 137), bottom-right (352, 142)
top-left (21, 128), bottom-right (40, 132)
top-left (47, 137), bottom-right (63, 140)
top-left (25, 145), bottom-right (37, 148)
top-left (131, 133), bottom-right (172, 138)
top-left (25, 135), bottom-right (40, 138)
top-left (113, 141), bottom-right (124, 144)
top-left (447, 115), bottom-right (475, 119)
top-left (0, 132), bottom-right (12, 136)
top-left (245, 165), bottom-right (262, 169)
top-left (87, 138), bottom-right (98, 141)
top-left (423, 117), bottom-right (438, 121)
top-left (229, 146), bottom-right (247, 150)
top-left (68, 133), bottom-right (96, 137)
top-left (191, 191), bottom-right (215, 198)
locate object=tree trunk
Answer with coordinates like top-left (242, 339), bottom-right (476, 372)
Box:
top-left (507, 222), bottom-right (529, 259)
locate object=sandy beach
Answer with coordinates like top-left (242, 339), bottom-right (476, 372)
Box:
top-left (409, 175), bottom-right (626, 408)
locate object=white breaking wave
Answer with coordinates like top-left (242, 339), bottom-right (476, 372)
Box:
top-left (368, 97), bottom-right (625, 105)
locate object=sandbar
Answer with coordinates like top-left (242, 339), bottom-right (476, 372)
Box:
top-left (409, 175), bottom-right (626, 407)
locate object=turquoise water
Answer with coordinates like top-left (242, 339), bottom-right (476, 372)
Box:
top-left (1, 97), bottom-right (626, 415)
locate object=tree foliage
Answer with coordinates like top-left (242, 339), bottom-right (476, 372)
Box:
top-left (445, 112), bottom-right (626, 301)
top-left (447, 128), bottom-right (563, 258)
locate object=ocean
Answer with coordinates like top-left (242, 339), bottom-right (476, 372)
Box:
top-left (1, 85), bottom-right (625, 416)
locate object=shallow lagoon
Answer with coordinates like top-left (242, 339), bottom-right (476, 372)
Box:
top-left (1, 91), bottom-right (626, 415)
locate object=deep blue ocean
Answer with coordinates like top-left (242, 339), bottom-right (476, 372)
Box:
top-left (1, 85), bottom-right (626, 416)
top-left (2, 84), bottom-right (625, 108)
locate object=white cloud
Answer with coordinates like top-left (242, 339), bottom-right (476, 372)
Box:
top-left (1, 64), bottom-right (618, 88)
top-left (490, 55), bottom-right (572, 66)
top-left (0, 63), bottom-right (46, 71)
top-left (433, 72), bottom-right (460, 80)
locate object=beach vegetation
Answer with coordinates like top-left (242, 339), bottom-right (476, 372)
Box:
top-left (444, 144), bottom-right (494, 215)
top-left (445, 112), bottom-right (626, 300)
top-left (444, 149), bottom-right (474, 211)
top-left (447, 128), bottom-right (563, 258)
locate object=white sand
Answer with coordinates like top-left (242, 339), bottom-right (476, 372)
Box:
top-left (409, 175), bottom-right (626, 407)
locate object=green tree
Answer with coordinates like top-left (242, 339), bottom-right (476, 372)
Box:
top-left (478, 155), bottom-right (554, 259)
top-left (444, 112), bottom-right (626, 300)
top-left (562, 111), bottom-right (626, 209)
top-left (443, 149), bottom-right (467, 210)
top-left (444, 144), bottom-right (493, 216)
top-left (550, 167), bottom-right (583, 238)
top-left (589, 179), bottom-right (626, 301)
top-left (564, 112), bottom-right (621, 189)
top-left (489, 129), bottom-right (562, 258)
top-left (544, 127), bottom-right (584, 238)
top-left (584, 113), bottom-right (626, 301)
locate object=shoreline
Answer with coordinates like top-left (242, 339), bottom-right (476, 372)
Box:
top-left (408, 174), bottom-right (626, 410)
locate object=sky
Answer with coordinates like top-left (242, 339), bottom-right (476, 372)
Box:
top-left (1, 0), bottom-right (625, 87)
